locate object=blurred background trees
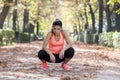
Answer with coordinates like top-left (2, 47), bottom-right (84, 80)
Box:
top-left (0, 0), bottom-right (120, 48)
top-left (0, 0), bottom-right (13, 29)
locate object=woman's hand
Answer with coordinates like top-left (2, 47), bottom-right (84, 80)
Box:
top-left (59, 49), bottom-right (65, 59)
top-left (49, 53), bottom-right (55, 63)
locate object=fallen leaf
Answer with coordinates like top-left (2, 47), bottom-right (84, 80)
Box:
top-left (0, 61), bottom-right (7, 68)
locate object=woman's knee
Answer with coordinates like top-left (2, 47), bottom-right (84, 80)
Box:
top-left (38, 50), bottom-right (45, 59)
top-left (69, 47), bottom-right (75, 54)
top-left (65, 47), bottom-right (75, 58)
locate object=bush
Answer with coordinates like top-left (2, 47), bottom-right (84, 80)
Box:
top-left (79, 32), bottom-right (84, 42)
top-left (99, 32), bottom-right (114, 47)
top-left (19, 32), bottom-right (37, 43)
top-left (78, 31), bottom-right (120, 49)
top-left (3, 29), bottom-right (14, 44)
top-left (113, 32), bottom-right (120, 49)
top-left (0, 29), bottom-right (14, 45)
top-left (19, 32), bottom-right (30, 43)
top-left (79, 31), bottom-right (94, 44)
top-left (87, 33), bottom-right (94, 44)
top-left (99, 33), bottom-right (107, 46)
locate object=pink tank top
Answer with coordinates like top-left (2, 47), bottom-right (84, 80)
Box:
top-left (48, 32), bottom-right (64, 54)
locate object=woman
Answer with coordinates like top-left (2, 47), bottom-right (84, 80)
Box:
top-left (38, 19), bottom-right (75, 70)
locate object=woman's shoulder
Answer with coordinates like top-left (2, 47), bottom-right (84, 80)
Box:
top-left (61, 29), bottom-right (68, 37)
top-left (61, 29), bottom-right (67, 35)
top-left (44, 32), bottom-right (52, 40)
top-left (47, 31), bottom-right (52, 36)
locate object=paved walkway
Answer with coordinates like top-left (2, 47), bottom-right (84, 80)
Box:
top-left (0, 41), bottom-right (120, 80)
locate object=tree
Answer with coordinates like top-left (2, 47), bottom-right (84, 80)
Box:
top-left (75, 0), bottom-right (81, 33)
top-left (107, 0), bottom-right (120, 32)
top-left (36, 1), bottom-right (40, 36)
top-left (0, 0), bottom-right (13, 29)
top-left (23, 2), bottom-right (29, 32)
top-left (98, 0), bottom-right (104, 33)
top-left (81, 0), bottom-right (98, 33)
top-left (104, 0), bottom-right (112, 32)
top-left (87, 1), bottom-right (96, 33)
top-left (84, 4), bottom-right (89, 30)
top-left (114, 2), bottom-right (120, 32)
top-left (12, 0), bottom-right (18, 32)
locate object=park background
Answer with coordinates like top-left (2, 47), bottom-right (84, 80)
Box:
top-left (0, 0), bottom-right (120, 48)
top-left (0, 0), bottom-right (120, 80)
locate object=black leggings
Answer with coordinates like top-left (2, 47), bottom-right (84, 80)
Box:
top-left (38, 47), bottom-right (75, 63)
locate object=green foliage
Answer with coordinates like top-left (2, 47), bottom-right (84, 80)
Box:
top-left (0, 29), bottom-right (14, 46)
top-left (78, 32), bottom-right (120, 49)
top-left (2, 29), bottom-right (14, 39)
top-left (99, 32), bottom-right (120, 48)
top-left (87, 33), bottom-right (94, 44)
top-left (116, 9), bottom-right (120, 14)
top-left (19, 32), bottom-right (37, 43)
top-left (79, 32), bottom-right (84, 42)
top-left (113, 32), bottom-right (120, 49)
top-left (39, 18), bottom-right (48, 30)
top-left (83, 33), bottom-right (94, 44)
top-left (99, 32), bottom-right (114, 47)
top-left (79, 32), bottom-right (94, 44)
top-left (107, 0), bottom-right (120, 5)
top-left (2, 29), bottom-right (14, 45)
top-left (79, 31), bottom-right (120, 49)
top-left (107, 0), bottom-right (120, 14)
top-left (91, 0), bottom-right (97, 2)
top-left (19, 32), bottom-right (30, 43)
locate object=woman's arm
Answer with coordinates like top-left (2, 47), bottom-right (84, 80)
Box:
top-left (42, 32), bottom-right (56, 62)
top-left (42, 32), bottom-right (52, 55)
top-left (62, 30), bottom-right (72, 51)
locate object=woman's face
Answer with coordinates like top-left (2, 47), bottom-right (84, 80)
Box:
top-left (52, 25), bottom-right (62, 35)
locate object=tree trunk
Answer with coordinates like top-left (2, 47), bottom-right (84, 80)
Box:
top-left (88, 3), bottom-right (96, 33)
top-left (105, 0), bottom-right (112, 32)
top-left (12, 0), bottom-right (18, 31)
top-left (76, 0), bottom-right (81, 33)
top-left (36, 1), bottom-right (40, 35)
top-left (36, 21), bottom-right (39, 35)
top-left (106, 10), bottom-right (112, 32)
top-left (78, 17), bottom-right (81, 33)
top-left (84, 5), bottom-right (88, 29)
top-left (29, 21), bottom-right (35, 33)
top-left (98, 0), bottom-right (104, 33)
top-left (13, 9), bottom-right (17, 31)
top-left (0, 4), bottom-right (10, 29)
top-left (115, 13), bottom-right (120, 32)
top-left (114, 2), bottom-right (120, 32)
top-left (23, 9), bottom-right (29, 32)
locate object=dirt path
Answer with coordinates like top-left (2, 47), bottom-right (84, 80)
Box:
top-left (0, 41), bottom-right (120, 80)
